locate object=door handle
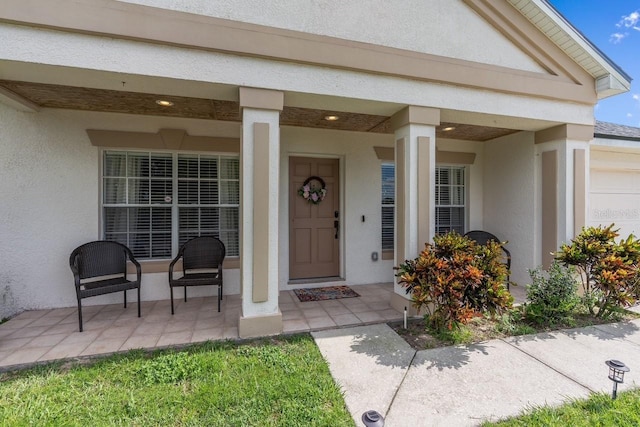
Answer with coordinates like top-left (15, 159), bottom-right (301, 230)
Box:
top-left (334, 220), bottom-right (339, 239)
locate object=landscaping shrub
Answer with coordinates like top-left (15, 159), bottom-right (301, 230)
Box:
top-left (526, 261), bottom-right (579, 325)
top-left (396, 231), bottom-right (513, 330)
top-left (556, 224), bottom-right (640, 318)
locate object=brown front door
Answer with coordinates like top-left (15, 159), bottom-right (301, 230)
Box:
top-left (289, 157), bottom-right (340, 280)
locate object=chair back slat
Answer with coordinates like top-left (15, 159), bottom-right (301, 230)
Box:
top-left (72, 241), bottom-right (127, 279)
top-left (464, 230), bottom-right (500, 246)
top-left (182, 237), bottom-right (226, 271)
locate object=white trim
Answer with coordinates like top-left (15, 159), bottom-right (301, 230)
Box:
top-left (99, 148), bottom-right (241, 260)
top-left (523, 0), bottom-right (630, 98)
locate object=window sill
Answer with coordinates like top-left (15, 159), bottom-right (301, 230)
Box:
top-left (381, 250), bottom-right (394, 260)
top-left (127, 257), bottom-right (240, 274)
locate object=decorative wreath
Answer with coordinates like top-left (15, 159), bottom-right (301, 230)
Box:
top-left (298, 176), bottom-right (327, 204)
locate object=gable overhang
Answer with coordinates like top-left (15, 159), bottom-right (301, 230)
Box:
top-left (0, 0), bottom-right (609, 107)
top-left (507, 0), bottom-right (631, 100)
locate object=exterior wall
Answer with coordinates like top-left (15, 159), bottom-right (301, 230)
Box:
top-left (120, 0), bottom-right (546, 73)
top-left (0, 103), bottom-right (400, 314)
top-left (589, 139), bottom-right (640, 239)
top-left (0, 23), bottom-right (594, 126)
top-left (279, 126), bottom-right (395, 289)
top-left (0, 1), bottom-right (614, 317)
top-left (483, 131), bottom-right (536, 286)
top-left (0, 103), bottom-right (241, 317)
top-left (0, 104), bottom-right (98, 316)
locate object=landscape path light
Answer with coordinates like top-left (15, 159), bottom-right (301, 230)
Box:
top-left (605, 359), bottom-right (630, 399)
top-left (361, 410), bottom-right (384, 427)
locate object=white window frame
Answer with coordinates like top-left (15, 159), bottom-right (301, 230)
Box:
top-left (100, 149), bottom-right (240, 260)
top-left (381, 162), bottom-right (395, 254)
top-left (435, 164), bottom-right (468, 235)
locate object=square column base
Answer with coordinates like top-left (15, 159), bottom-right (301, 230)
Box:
top-left (239, 311), bottom-right (283, 338)
top-left (390, 292), bottom-right (426, 317)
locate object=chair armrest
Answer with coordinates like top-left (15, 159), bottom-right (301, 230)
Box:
top-left (69, 252), bottom-right (82, 290)
top-left (502, 247), bottom-right (511, 270)
top-left (168, 254), bottom-right (182, 281)
top-left (123, 246), bottom-right (142, 282)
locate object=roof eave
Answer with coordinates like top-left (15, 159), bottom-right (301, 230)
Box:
top-left (523, 0), bottom-right (632, 98)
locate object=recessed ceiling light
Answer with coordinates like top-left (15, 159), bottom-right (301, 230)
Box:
top-left (442, 126), bottom-right (456, 131)
top-left (324, 115), bottom-right (340, 121)
top-left (156, 100), bottom-right (174, 107)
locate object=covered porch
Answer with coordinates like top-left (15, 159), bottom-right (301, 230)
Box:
top-left (0, 283), bottom-right (403, 370)
top-left (1, 0), bottom-right (617, 341)
top-left (0, 282), bottom-right (529, 370)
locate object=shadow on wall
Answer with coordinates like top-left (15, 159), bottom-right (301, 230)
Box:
top-left (1, 283), bottom-right (17, 320)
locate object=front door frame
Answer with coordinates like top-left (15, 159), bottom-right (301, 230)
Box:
top-left (287, 153), bottom-right (344, 283)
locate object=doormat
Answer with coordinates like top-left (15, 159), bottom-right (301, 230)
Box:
top-left (293, 285), bottom-right (360, 302)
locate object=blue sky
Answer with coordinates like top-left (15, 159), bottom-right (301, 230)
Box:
top-left (548, 0), bottom-right (640, 127)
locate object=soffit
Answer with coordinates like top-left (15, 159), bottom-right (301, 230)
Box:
top-left (0, 79), bottom-right (519, 142)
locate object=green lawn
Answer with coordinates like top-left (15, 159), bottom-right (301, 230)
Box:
top-left (484, 388), bottom-right (640, 427)
top-left (0, 334), bottom-right (354, 427)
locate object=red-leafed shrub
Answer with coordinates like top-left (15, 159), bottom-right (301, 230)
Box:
top-left (396, 232), bottom-right (513, 330)
top-left (556, 224), bottom-right (640, 318)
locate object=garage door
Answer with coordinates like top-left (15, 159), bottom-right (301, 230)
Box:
top-left (589, 148), bottom-right (640, 238)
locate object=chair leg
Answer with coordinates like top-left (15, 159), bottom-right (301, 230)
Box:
top-left (170, 286), bottom-right (175, 315)
top-left (77, 299), bottom-right (83, 332)
top-left (137, 286), bottom-right (141, 318)
top-left (184, 286), bottom-right (187, 302)
top-left (218, 285), bottom-right (221, 312)
top-left (124, 289), bottom-right (127, 309)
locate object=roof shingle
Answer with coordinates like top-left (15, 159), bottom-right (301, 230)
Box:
top-left (594, 121), bottom-right (640, 141)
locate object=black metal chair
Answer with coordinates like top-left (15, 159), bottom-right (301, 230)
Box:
top-left (169, 236), bottom-right (225, 314)
top-left (69, 241), bottom-right (142, 332)
top-left (464, 230), bottom-right (511, 290)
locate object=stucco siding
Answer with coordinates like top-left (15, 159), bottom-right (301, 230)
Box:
top-left (0, 104), bottom-right (401, 314)
top-left (0, 104), bottom-right (98, 317)
top-left (0, 23), bottom-right (594, 126)
top-left (0, 106), bottom-right (243, 316)
top-left (483, 131), bottom-right (536, 287)
top-left (119, 0), bottom-right (547, 73)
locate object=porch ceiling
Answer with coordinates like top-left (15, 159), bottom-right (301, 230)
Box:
top-left (0, 79), bottom-right (520, 141)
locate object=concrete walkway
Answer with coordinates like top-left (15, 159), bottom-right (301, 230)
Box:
top-left (312, 315), bottom-right (640, 426)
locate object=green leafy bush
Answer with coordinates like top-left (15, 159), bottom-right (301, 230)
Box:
top-left (396, 231), bottom-right (513, 330)
top-left (526, 261), bottom-right (579, 325)
top-left (495, 309), bottom-right (537, 336)
top-left (556, 224), bottom-right (640, 318)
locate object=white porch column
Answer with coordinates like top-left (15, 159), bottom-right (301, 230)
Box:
top-left (389, 106), bottom-right (439, 314)
top-left (535, 124), bottom-right (592, 268)
top-left (238, 87), bottom-right (284, 338)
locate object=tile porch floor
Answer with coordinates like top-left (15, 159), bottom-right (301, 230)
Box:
top-left (0, 282), bottom-right (527, 370)
top-left (0, 283), bottom-right (402, 370)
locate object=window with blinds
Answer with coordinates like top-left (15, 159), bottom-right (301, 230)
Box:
top-left (177, 154), bottom-right (239, 257)
top-left (435, 166), bottom-right (466, 235)
top-left (102, 151), bottom-right (240, 259)
top-left (381, 163), bottom-right (395, 251)
top-left (380, 164), bottom-right (466, 248)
